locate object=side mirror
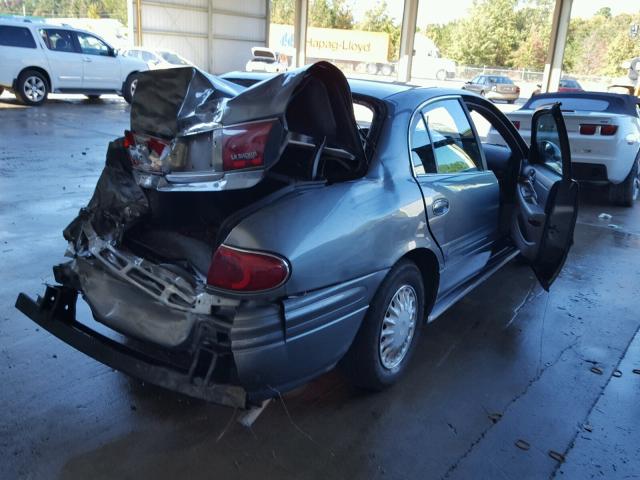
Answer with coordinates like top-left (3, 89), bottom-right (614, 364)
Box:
top-left (109, 48), bottom-right (117, 57)
top-left (536, 83), bottom-right (541, 88)
top-left (530, 104), bottom-right (571, 178)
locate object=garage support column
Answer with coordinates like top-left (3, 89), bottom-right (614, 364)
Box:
top-left (541, 0), bottom-right (573, 93)
top-left (135, 0), bottom-right (142, 46)
top-left (293, 0), bottom-right (308, 68)
top-left (397, 0), bottom-right (418, 83)
top-left (207, 0), bottom-right (213, 72)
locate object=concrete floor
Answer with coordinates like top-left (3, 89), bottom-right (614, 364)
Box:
top-left (1, 94), bottom-right (639, 480)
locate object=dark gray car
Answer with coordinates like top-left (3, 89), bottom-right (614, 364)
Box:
top-left (462, 75), bottom-right (520, 103)
top-left (16, 63), bottom-right (578, 409)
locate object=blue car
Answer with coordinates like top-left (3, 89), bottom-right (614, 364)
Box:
top-left (16, 63), bottom-right (578, 409)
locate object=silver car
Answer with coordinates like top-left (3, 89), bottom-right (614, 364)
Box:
top-left (17, 63), bottom-right (578, 409)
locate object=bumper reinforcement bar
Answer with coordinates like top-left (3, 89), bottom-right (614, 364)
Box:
top-left (15, 285), bottom-right (247, 409)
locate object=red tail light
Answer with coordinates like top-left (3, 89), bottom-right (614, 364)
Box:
top-left (221, 120), bottom-right (275, 171)
top-left (123, 130), bottom-right (135, 148)
top-left (600, 125), bottom-right (618, 136)
top-left (580, 124), bottom-right (597, 135)
top-left (515, 86), bottom-right (520, 93)
top-left (512, 120), bottom-right (520, 130)
top-left (207, 245), bottom-right (289, 292)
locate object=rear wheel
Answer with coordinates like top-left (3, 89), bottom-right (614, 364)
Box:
top-left (342, 260), bottom-right (425, 390)
top-left (380, 64), bottom-right (393, 76)
top-left (436, 69), bottom-right (447, 81)
top-left (366, 63), bottom-right (379, 75)
top-left (609, 160), bottom-right (639, 207)
top-left (122, 74), bottom-right (139, 104)
top-left (16, 69), bottom-right (48, 106)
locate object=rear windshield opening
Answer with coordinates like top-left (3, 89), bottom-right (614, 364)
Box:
top-left (528, 98), bottom-right (610, 112)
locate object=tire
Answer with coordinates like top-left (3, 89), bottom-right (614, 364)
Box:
top-left (122, 74), bottom-right (139, 104)
top-left (380, 64), bottom-right (393, 76)
top-left (85, 94), bottom-right (101, 100)
top-left (609, 159), bottom-right (639, 207)
top-left (366, 63), bottom-right (379, 75)
top-left (436, 69), bottom-right (447, 81)
top-left (16, 69), bottom-right (48, 106)
top-left (342, 260), bottom-right (425, 391)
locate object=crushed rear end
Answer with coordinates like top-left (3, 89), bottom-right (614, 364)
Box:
top-left (15, 62), bottom-right (367, 408)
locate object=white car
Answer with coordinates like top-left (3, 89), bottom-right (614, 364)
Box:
top-left (488, 92), bottom-right (640, 206)
top-left (122, 48), bottom-right (192, 70)
top-left (0, 18), bottom-right (148, 106)
top-left (245, 47), bottom-right (288, 73)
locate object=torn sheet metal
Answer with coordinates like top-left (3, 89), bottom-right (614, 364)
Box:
top-left (128, 61), bottom-right (366, 192)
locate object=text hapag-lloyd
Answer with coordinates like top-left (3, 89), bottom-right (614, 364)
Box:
top-left (306, 38), bottom-right (372, 54)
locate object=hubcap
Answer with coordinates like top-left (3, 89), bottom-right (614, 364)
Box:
top-left (23, 76), bottom-right (45, 102)
top-left (130, 78), bottom-right (138, 98)
top-left (379, 285), bottom-right (417, 370)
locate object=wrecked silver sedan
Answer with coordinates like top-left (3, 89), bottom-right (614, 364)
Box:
top-left (16, 63), bottom-right (579, 409)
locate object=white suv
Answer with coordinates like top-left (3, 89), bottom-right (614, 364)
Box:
top-left (0, 19), bottom-right (148, 106)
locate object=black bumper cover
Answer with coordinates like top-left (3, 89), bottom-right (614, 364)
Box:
top-left (15, 285), bottom-right (248, 409)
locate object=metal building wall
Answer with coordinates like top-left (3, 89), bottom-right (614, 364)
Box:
top-left (130, 0), bottom-right (267, 74)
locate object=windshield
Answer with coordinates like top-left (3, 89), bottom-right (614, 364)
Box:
top-left (159, 51), bottom-right (189, 65)
top-left (488, 76), bottom-right (513, 84)
top-left (560, 79), bottom-right (581, 89)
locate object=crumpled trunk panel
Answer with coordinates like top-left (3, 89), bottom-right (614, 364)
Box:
top-left (128, 61), bottom-right (366, 192)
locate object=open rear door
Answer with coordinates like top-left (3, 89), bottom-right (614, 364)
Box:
top-left (511, 103), bottom-right (579, 290)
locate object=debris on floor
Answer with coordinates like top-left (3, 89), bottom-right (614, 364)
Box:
top-left (597, 213), bottom-right (612, 221)
top-left (590, 366), bottom-right (603, 375)
top-left (237, 399), bottom-right (272, 428)
top-left (515, 439), bottom-right (530, 451)
top-left (548, 450), bottom-right (565, 462)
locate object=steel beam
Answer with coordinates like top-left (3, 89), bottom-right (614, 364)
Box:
top-left (397, 0), bottom-right (418, 82)
top-left (541, 0), bottom-right (573, 93)
top-left (293, 0), bottom-right (308, 68)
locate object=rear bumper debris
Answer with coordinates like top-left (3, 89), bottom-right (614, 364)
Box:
top-left (15, 286), bottom-right (248, 408)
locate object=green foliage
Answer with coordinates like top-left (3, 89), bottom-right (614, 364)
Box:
top-left (309, 0), bottom-right (354, 29)
top-left (1, 0), bottom-right (127, 24)
top-left (358, 1), bottom-right (400, 61)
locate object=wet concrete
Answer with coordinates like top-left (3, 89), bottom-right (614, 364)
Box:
top-left (1, 95), bottom-right (640, 480)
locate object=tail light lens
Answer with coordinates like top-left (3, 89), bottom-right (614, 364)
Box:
top-left (219, 120), bottom-right (275, 171)
top-left (580, 124), bottom-right (597, 135)
top-left (512, 120), bottom-right (520, 130)
top-left (515, 86), bottom-right (520, 93)
top-left (600, 125), bottom-right (618, 136)
top-left (207, 245), bottom-right (289, 292)
top-left (123, 130), bottom-right (170, 170)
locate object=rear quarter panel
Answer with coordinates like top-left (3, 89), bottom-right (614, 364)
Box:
top-left (0, 27), bottom-right (48, 88)
top-left (224, 98), bottom-right (439, 296)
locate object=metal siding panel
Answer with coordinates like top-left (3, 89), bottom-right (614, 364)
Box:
top-left (142, 5), bottom-right (208, 34)
top-left (212, 15), bottom-right (265, 42)
top-left (212, 39), bottom-right (264, 73)
top-left (213, 0), bottom-right (266, 16)
top-left (142, 33), bottom-right (208, 69)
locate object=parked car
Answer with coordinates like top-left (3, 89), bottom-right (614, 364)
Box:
top-left (245, 47), bottom-right (288, 73)
top-left (123, 47), bottom-right (192, 70)
top-left (491, 92), bottom-right (640, 206)
top-left (16, 63), bottom-right (578, 409)
top-left (0, 18), bottom-right (148, 105)
top-left (532, 78), bottom-right (584, 96)
top-left (462, 75), bottom-right (520, 103)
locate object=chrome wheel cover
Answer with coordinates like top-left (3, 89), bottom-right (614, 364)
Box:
top-left (23, 76), bottom-right (45, 102)
top-left (379, 284), bottom-right (417, 370)
top-left (130, 78), bottom-right (138, 98)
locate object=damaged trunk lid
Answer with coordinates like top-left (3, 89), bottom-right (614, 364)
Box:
top-left (128, 62), bottom-right (366, 191)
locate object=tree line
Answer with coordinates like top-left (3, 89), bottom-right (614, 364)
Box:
top-left (272, 0), bottom-right (639, 77)
top-left (1, 0), bottom-right (127, 25)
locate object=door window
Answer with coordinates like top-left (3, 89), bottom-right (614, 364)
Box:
top-left (422, 99), bottom-right (483, 174)
top-left (40, 29), bottom-right (77, 53)
top-left (409, 114), bottom-right (436, 175)
top-left (0, 26), bottom-right (36, 48)
top-left (76, 32), bottom-right (111, 56)
top-left (141, 51), bottom-right (155, 62)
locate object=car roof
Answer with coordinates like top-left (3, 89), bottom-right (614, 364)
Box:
top-left (521, 92), bottom-right (639, 115)
top-left (220, 71), bottom-right (416, 100)
top-left (0, 18), bottom-right (105, 38)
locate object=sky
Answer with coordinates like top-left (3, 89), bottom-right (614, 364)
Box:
top-left (350, 0), bottom-right (640, 25)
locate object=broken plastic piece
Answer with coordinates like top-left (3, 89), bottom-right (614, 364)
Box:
top-left (583, 423), bottom-right (593, 432)
top-left (237, 398), bottom-right (272, 428)
top-left (515, 439), bottom-right (530, 451)
top-left (597, 213), bottom-right (612, 220)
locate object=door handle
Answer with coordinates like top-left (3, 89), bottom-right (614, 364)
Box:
top-left (432, 198), bottom-right (450, 216)
top-left (83, 57), bottom-right (92, 62)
